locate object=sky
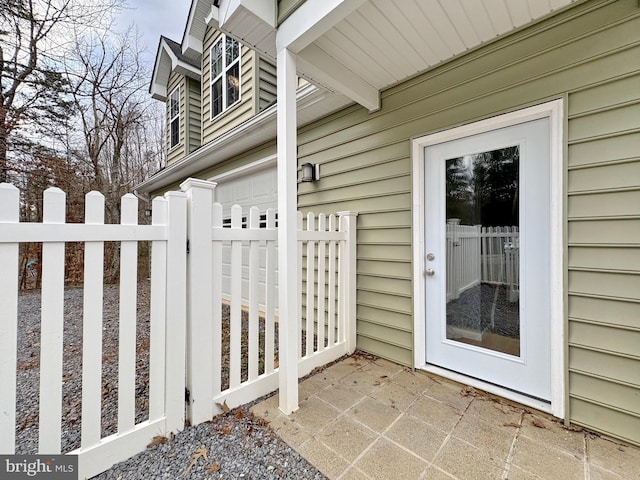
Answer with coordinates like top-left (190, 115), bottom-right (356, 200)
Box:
top-left (116, 0), bottom-right (192, 61)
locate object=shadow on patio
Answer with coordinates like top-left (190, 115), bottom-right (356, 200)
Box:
top-left (251, 354), bottom-right (640, 480)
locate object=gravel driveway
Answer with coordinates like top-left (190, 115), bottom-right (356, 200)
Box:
top-left (14, 284), bottom-right (325, 479)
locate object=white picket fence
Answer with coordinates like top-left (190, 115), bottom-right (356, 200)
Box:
top-left (0, 180), bottom-right (357, 479)
top-left (182, 179), bottom-right (357, 425)
top-left (0, 183), bottom-right (187, 479)
top-left (446, 219), bottom-right (519, 301)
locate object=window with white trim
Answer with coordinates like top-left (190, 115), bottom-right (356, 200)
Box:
top-left (169, 86), bottom-right (180, 148)
top-left (210, 35), bottom-right (241, 119)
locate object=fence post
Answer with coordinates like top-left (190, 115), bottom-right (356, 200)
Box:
top-left (447, 218), bottom-right (461, 300)
top-left (39, 187), bottom-right (66, 454)
top-left (118, 194), bottom-right (138, 434)
top-left (81, 191), bottom-right (105, 448)
top-left (180, 178), bottom-right (217, 425)
top-left (474, 225), bottom-right (482, 288)
top-left (164, 191), bottom-right (188, 433)
top-left (0, 183), bottom-right (19, 454)
top-left (338, 211), bottom-right (358, 354)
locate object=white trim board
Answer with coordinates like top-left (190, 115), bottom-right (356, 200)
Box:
top-left (411, 99), bottom-right (565, 419)
top-left (207, 154), bottom-right (277, 183)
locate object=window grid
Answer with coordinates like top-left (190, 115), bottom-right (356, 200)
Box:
top-left (169, 86), bottom-right (180, 149)
top-left (210, 35), bottom-right (241, 119)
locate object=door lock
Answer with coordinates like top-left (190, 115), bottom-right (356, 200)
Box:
top-left (426, 253), bottom-right (435, 261)
top-left (425, 268), bottom-right (435, 277)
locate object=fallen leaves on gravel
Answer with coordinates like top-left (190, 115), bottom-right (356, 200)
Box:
top-left (147, 435), bottom-right (168, 448)
top-left (216, 400), bottom-right (231, 413)
top-left (182, 447), bottom-right (208, 477)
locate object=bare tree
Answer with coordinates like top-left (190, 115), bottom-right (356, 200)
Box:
top-left (0, 0), bottom-right (122, 182)
top-left (65, 26), bottom-right (162, 280)
top-left (2, 1), bottom-right (164, 285)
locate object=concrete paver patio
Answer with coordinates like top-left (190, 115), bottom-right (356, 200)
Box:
top-left (252, 355), bottom-right (640, 479)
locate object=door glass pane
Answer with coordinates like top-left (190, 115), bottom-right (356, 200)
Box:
top-left (445, 146), bottom-right (520, 356)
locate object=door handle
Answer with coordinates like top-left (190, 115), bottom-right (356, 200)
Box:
top-left (426, 268), bottom-right (435, 277)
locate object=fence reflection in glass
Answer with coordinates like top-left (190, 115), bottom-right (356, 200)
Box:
top-left (444, 146), bottom-right (520, 356)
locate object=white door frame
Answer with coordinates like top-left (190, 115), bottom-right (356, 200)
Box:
top-left (411, 100), bottom-right (565, 418)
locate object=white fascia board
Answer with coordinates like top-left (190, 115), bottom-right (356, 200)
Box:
top-left (182, 0), bottom-right (212, 58)
top-left (242, 0), bottom-right (276, 28)
top-left (149, 44), bottom-right (171, 101)
top-left (182, 33), bottom-right (203, 58)
top-left (150, 39), bottom-right (201, 101)
top-left (163, 40), bottom-right (202, 79)
top-left (219, 0), bottom-right (276, 28)
top-left (297, 44), bottom-right (379, 112)
top-left (205, 4), bottom-right (219, 27)
top-left (175, 60), bottom-right (201, 80)
top-left (150, 84), bottom-right (168, 102)
top-left (275, 0), bottom-right (366, 53)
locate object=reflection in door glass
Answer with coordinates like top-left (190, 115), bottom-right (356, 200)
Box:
top-left (445, 146), bottom-right (520, 356)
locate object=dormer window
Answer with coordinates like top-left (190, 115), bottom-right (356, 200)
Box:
top-left (210, 35), bottom-right (241, 119)
top-left (169, 86), bottom-right (180, 148)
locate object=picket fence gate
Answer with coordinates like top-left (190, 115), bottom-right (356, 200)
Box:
top-left (0, 180), bottom-right (357, 479)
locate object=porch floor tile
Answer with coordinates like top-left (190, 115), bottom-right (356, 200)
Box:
top-left (252, 356), bottom-right (640, 480)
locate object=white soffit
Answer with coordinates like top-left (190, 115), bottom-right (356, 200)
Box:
top-left (276, 0), bottom-right (582, 111)
top-left (215, 0), bottom-right (277, 58)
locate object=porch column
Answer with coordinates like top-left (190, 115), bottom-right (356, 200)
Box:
top-left (277, 47), bottom-right (299, 415)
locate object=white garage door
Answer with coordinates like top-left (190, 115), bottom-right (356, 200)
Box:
top-left (214, 164), bottom-right (278, 309)
top-left (215, 166), bottom-right (277, 213)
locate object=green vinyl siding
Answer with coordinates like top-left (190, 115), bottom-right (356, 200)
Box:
top-left (566, 47), bottom-right (640, 444)
top-left (186, 77), bottom-right (201, 154)
top-left (202, 28), bottom-right (256, 144)
top-left (293, 0), bottom-right (640, 444)
top-left (166, 72), bottom-right (186, 166)
top-left (166, 74), bottom-right (201, 166)
top-left (257, 57), bottom-right (277, 111)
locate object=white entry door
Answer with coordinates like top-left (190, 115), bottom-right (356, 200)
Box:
top-left (425, 117), bottom-right (551, 401)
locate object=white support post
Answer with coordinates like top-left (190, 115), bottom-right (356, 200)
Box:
top-left (277, 47), bottom-right (299, 415)
top-left (81, 191), bottom-right (105, 448)
top-left (338, 211), bottom-right (357, 354)
top-left (39, 187), bottom-right (66, 454)
top-left (181, 178), bottom-right (217, 425)
top-left (0, 183), bottom-right (19, 454)
top-left (164, 191), bottom-right (188, 433)
top-left (211, 203), bottom-right (223, 399)
top-left (118, 194), bottom-right (138, 434)
top-left (248, 206), bottom-right (260, 381)
top-left (149, 196), bottom-right (168, 424)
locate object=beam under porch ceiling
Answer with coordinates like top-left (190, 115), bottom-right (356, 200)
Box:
top-left (297, 44), bottom-right (380, 112)
top-left (276, 0), bottom-right (379, 112)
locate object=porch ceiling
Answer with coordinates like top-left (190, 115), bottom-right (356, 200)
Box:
top-left (273, 0), bottom-right (585, 111)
